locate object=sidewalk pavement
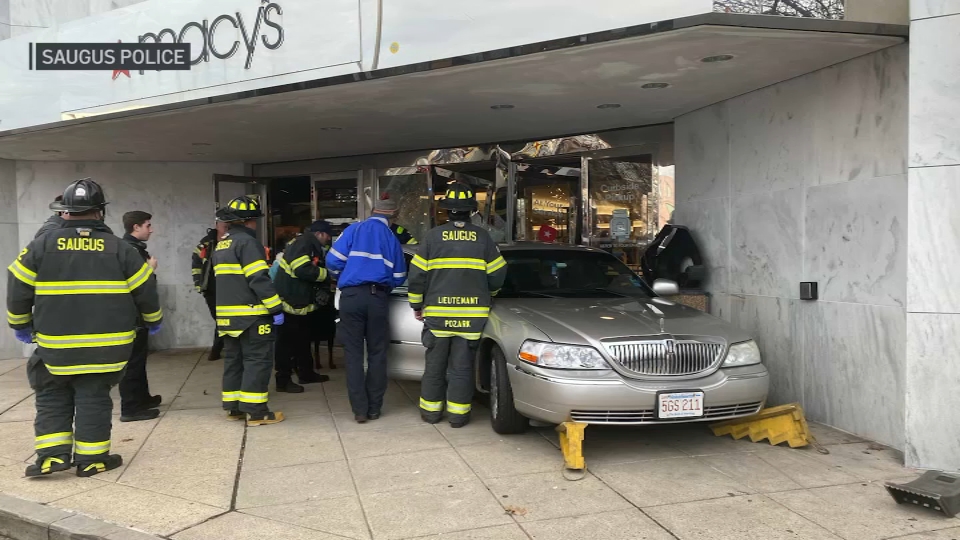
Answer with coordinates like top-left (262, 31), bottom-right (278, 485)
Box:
top-left (0, 349), bottom-right (957, 540)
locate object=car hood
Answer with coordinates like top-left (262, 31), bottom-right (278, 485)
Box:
top-left (496, 296), bottom-right (752, 346)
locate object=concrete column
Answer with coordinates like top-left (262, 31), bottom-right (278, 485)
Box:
top-left (0, 158), bottom-right (19, 358)
top-left (906, 0), bottom-right (960, 472)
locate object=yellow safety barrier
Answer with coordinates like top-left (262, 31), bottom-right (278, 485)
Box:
top-left (556, 421), bottom-right (587, 480)
top-left (709, 403), bottom-right (815, 448)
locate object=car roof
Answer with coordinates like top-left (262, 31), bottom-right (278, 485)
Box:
top-left (401, 241), bottom-right (609, 255)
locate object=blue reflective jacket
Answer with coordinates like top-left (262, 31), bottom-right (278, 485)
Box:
top-left (326, 216), bottom-right (407, 290)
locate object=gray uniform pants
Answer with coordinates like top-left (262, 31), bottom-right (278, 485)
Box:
top-left (222, 318), bottom-right (275, 416)
top-left (28, 353), bottom-right (122, 466)
top-left (419, 331), bottom-right (478, 422)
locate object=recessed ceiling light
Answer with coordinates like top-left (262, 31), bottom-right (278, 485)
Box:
top-left (700, 54), bottom-right (735, 63)
top-left (597, 103), bottom-right (621, 109)
top-left (41, 149), bottom-right (61, 153)
top-left (188, 152), bottom-right (208, 156)
top-left (490, 104), bottom-right (515, 110)
top-left (319, 127), bottom-right (342, 131)
top-left (191, 142), bottom-right (212, 147)
top-left (641, 82), bottom-right (670, 89)
top-left (116, 151), bottom-right (134, 155)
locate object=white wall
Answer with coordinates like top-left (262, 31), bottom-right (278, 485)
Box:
top-left (906, 0), bottom-right (960, 472)
top-left (674, 45), bottom-right (909, 449)
top-left (6, 161), bottom-right (243, 358)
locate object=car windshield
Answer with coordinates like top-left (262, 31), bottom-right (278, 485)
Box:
top-left (499, 249), bottom-right (654, 299)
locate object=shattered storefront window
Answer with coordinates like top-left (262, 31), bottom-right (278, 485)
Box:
top-left (714, 0), bottom-right (844, 19)
top-left (379, 172), bottom-right (431, 242)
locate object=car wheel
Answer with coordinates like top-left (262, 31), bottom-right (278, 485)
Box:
top-left (489, 346), bottom-right (528, 434)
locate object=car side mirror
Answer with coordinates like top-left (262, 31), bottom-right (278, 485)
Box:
top-left (652, 279), bottom-right (680, 296)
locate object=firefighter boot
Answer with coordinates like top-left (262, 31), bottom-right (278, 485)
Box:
top-left (275, 375), bottom-right (304, 394)
top-left (247, 411), bottom-right (285, 426)
top-left (76, 455), bottom-right (123, 478)
top-left (226, 409), bottom-right (245, 421)
top-left (25, 454), bottom-right (72, 477)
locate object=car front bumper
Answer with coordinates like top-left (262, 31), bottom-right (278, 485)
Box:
top-left (508, 362), bottom-right (769, 425)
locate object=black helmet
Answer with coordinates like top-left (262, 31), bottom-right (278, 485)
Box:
top-left (217, 195), bottom-right (263, 222)
top-left (438, 182), bottom-right (478, 212)
top-left (55, 178), bottom-right (108, 213)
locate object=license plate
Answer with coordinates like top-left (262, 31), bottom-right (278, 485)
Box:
top-left (657, 391), bottom-right (704, 419)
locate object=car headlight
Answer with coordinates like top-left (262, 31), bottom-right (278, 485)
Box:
top-left (722, 340), bottom-right (762, 367)
top-left (518, 340), bottom-right (611, 370)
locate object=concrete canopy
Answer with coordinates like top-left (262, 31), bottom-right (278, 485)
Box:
top-left (0, 14), bottom-right (905, 164)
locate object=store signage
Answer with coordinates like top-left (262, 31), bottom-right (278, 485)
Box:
top-left (137, 2), bottom-right (284, 70)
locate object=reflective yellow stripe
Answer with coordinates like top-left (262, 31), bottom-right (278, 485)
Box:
top-left (35, 280), bottom-right (130, 295)
top-left (142, 309), bottom-right (163, 323)
top-left (289, 255), bottom-right (311, 270)
top-left (222, 391), bottom-right (240, 402)
top-left (262, 295), bottom-right (281, 309)
top-left (75, 440), bottom-right (110, 455)
top-left (218, 330), bottom-right (244, 337)
top-left (407, 293), bottom-right (423, 303)
top-left (193, 247), bottom-right (203, 256)
top-left (214, 263), bottom-right (243, 276)
top-left (419, 397), bottom-right (443, 412)
top-left (316, 267), bottom-right (328, 282)
top-left (282, 302), bottom-right (316, 315)
top-left (239, 392), bottom-right (268, 404)
top-left (35, 432), bottom-right (73, 450)
top-left (491, 289), bottom-right (500, 297)
top-left (429, 330), bottom-right (482, 340)
top-left (422, 258), bottom-right (487, 271)
top-left (8, 260), bottom-right (37, 286)
top-left (406, 238), bottom-right (418, 245)
top-left (6, 311), bottom-right (32, 325)
top-left (127, 263), bottom-right (154, 292)
top-left (191, 268), bottom-right (202, 275)
top-left (37, 331), bottom-right (136, 350)
top-left (41, 457), bottom-right (66, 473)
top-left (45, 361), bottom-right (128, 376)
top-left (243, 260), bottom-right (269, 277)
top-left (487, 256), bottom-right (506, 273)
top-left (423, 306), bottom-right (490, 317)
top-left (411, 255), bottom-right (428, 271)
top-left (447, 401), bottom-right (472, 415)
top-left (216, 305), bottom-right (270, 317)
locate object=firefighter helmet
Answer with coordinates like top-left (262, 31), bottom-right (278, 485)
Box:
top-left (54, 178), bottom-right (108, 213)
top-left (217, 195), bottom-right (263, 222)
top-left (438, 182), bottom-right (478, 211)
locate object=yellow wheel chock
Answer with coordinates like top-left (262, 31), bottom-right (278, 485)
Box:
top-left (709, 403), bottom-right (819, 449)
top-left (556, 421), bottom-right (587, 480)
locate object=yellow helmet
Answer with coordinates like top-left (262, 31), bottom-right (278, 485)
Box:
top-left (438, 182), bottom-right (478, 211)
top-left (217, 195), bottom-right (263, 222)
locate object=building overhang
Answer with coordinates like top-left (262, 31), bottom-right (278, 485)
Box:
top-left (0, 13), bottom-right (906, 164)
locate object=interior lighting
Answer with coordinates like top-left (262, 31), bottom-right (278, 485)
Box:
top-left (641, 82), bottom-right (670, 89)
top-left (319, 127), bottom-right (343, 131)
top-left (41, 149), bottom-right (61, 153)
top-left (116, 151), bottom-right (134, 155)
top-left (700, 54), bottom-right (735, 63)
top-left (490, 104), bottom-right (515, 110)
top-left (597, 103), bottom-right (621, 109)
top-left (191, 142), bottom-right (212, 146)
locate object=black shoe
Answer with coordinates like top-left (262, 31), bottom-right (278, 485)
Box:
top-left (25, 455), bottom-right (72, 477)
top-left (450, 419), bottom-right (470, 429)
top-left (368, 412), bottom-right (381, 420)
top-left (297, 372), bottom-right (330, 384)
top-left (76, 455), bottom-right (123, 477)
top-left (142, 395), bottom-right (162, 409)
top-left (209, 347), bottom-right (223, 361)
top-left (247, 411), bottom-right (285, 426)
top-left (354, 414), bottom-right (368, 424)
top-left (276, 378), bottom-right (304, 393)
top-left (420, 412), bottom-right (441, 425)
top-left (120, 409), bottom-right (160, 422)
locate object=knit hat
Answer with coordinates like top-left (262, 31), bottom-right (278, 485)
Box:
top-left (374, 193), bottom-right (399, 214)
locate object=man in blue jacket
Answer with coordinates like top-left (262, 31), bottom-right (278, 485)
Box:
top-left (326, 196), bottom-right (407, 423)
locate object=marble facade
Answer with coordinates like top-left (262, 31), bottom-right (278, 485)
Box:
top-left (674, 44), bottom-right (909, 449)
top-left (0, 161), bottom-right (243, 359)
top-left (3, 0), bottom-right (147, 38)
top-left (906, 1), bottom-right (960, 471)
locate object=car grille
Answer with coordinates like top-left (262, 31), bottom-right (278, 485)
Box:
top-left (601, 336), bottom-right (726, 377)
top-left (570, 402), bottom-right (763, 424)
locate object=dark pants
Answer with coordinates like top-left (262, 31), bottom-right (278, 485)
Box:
top-left (338, 285), bottom-right (390, 416)
top-left (419, 332), bottom-right (478, 423)
top-left (222, 319), bottom-right (275, 416)
top-left (204, 292), bottom-right (224, 356)
top-left (119, 328), bottom-right (150, 415)
top-left (28, 353), bottom-right (123, 466)
top-left (275, 313), bottom-right (314, 381)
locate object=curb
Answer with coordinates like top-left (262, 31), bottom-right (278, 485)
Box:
top-left (0, 493), bottom-right (163, 540)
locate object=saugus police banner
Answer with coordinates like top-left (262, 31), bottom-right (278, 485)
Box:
top-left (31, 43), bottom-right (191, 71)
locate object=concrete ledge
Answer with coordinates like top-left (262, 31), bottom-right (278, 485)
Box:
top-left (0, 493), bottom-right (163, 540)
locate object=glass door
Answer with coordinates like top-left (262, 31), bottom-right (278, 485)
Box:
top-left (513, 163), bottom-right (581, 244)
top-left (312, 171), bottom-right (361, 239)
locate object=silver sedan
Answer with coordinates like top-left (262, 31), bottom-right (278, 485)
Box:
top-left (387, 243), bottom-right (769, 434)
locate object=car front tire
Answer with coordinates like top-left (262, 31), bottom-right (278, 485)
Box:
top-left (489, 346), bottom-right (528, 434)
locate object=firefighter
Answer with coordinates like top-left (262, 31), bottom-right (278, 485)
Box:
top-left (213, 196), bottom-right (285, 426)
top-left (391, 223), bottom-right (418, 245)
top-left (191, 220), bottom-right (230, 360)
top-left (408, 183), bottom-right (507, 428)
top-left (7, 178), bottom-right (162, 477)
top-left (273, 220), bottom-right (333, 392)
top-left (35, 195), bottom-right (64, 239)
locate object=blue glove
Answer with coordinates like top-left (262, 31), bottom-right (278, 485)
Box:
top-left (147, 323), bottom-right (162, 336)
top-left (14, 328), bottom-right (33, 344)
top-left (273, 313), bottom-right (285, 326)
